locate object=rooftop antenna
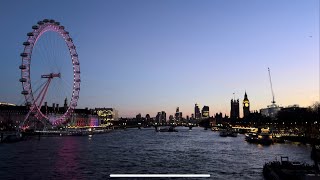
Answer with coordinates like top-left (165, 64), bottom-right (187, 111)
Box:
top-left (233, 92), bottom-right (235, 100)
top-left (268, 67), bottom-right (276, 104)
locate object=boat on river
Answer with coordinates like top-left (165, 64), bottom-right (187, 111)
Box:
top-left (219, 130), bottom-right (228, 137)
top-left (311, 145), bottom-right (320, 161)
top-left (245, 133), bottom-right (273, 145)
top-left (263, 156), bottom-right (319, 180)
top-left (155, 126), bottom-right (178, 132)
top-left (219, 129), bottom-right (237, 137)
top-left (0, 133), bottom-right (25, 143)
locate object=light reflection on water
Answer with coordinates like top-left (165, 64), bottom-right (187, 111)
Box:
top-left (0, 127), bottom-right (313, 179)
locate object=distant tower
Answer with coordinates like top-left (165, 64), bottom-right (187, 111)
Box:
top-left (230, 98), bottom-right (239, 120)
top-left (56, 104), bottom-right (59, 113)
top-left (64, 97), bottom-right (68, 111)
top-left (243, 91), bottom-right (250, 118)
top-left (161, 111), bottom-right (166, 124)
top-left (195, 103), bottom-right (201, 119)
top-left (175, 107), bottom-right (182, 121)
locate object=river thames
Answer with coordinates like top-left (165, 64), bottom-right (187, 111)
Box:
top-left (0, 127), bottom-right (313, 179)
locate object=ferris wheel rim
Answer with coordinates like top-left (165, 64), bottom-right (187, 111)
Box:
top-left (19, 19), bottom-right (80, 125)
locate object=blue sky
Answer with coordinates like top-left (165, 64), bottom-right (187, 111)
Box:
top-left (0, 0), bottom-right (319, 117)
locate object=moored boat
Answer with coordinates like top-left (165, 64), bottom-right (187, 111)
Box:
top-left (155, 126), bottom-right (178, 132)
top-left (229, 131), bottom-right (238, 137)
top-left (311, 144), bottom-right (320, 161)
top-left (219, 129), bottom-right (237, 137)
top-left (263, 156), bottom-right (319, 180)
top-left (219, 130), bottom-right (228, 137)
top-left (245, 133), bottom-right (273, 145)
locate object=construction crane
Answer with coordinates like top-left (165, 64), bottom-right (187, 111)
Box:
top-left (268, 67), bottom-right (276, 104)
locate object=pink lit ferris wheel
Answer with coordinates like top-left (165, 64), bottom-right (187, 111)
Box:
top-left (19, 19), bottom-right (80, 128)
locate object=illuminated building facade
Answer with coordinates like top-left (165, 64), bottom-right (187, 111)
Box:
top-left (95, 108), bottom-right (118, 127)
top-left (0, 101), bottom-right (106, 129)
top-left (260, 104), bottom-right (282, 119)
top-left (69, 108), bottom-right (96, 127)
top-left (201, 106), bottom-right (209, 118)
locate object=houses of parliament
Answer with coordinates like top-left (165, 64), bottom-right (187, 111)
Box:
top-left (230, 91), bottom-right (250, 120)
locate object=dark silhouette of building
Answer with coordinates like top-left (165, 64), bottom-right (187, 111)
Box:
top-left (145, 114), bottom-right (151, 125)
top-left (195, 103), bottom-right (201, 120)
top-left (145, 114), bottom-right (150, 120)
top-left (175, 107), bottom-right (182, 121)
top-left (161, 111), bottom-right (166, 124)
top-left (202, 106), bottom-right (209, 118)
top-left (156, 111), bottom-right (166, 125)
top-left (136, 113), bottom-right (142, 120)
top-left (215, 112), bottom-right (223, 124)
top-left (230, 99), bottom-right (240, 120)
top-left (0, 104), bottom-right (28, 130)
top-left (64, 97), bottom-right (68, 111)
top-left (243, 91), bottom-right (250, 118)
top-left (156, 112), bottom-right (161, 124)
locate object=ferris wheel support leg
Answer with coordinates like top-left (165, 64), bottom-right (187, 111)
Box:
top-left (20, 79), bottom-right (52, 131)
top-left (20, 109), bottom-right (33, 130)
top-left (34, 79), bottom-right (51, 108)
top-left (38, 78), bottom-right (52, 109)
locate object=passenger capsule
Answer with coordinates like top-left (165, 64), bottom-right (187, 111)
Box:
top-left (75, 79), bottom-right (81, 82)
top-left (67, 38), bottom-right (72, 42)
top-left (27, 32), bottom-right (34, 36)
top-left (32, 25), bottom-right (39, 30)
top-left (43, 19), bottom-right (49, 23)
top-left (49, 19), bottom-right (55, 23)
top-left (59, 26), bottom-right (65, 30)
top-left (21, 90), bottom-right (29, 95)
top-left (72, 54), bottom-right (78, 57)
top-left (75, 88), bottom-right (80, 91)
top-left (74, 62), bottom-right (80, 65)
top-left (23, 42), bottom-right (30, 46)
top-left (19, 65), bottom-right (27, 69)
top-left (19, 78), bottom-right (27, 82)
top-left (75, 71), bottom-right (80, 74)
top-left (70, 45), bottom-right (76, 49)
top-left (20, 53), bottom-right (28, 57)
top-left (37, 21), bottom-right (44, 25)
top-left (63, 31), bottom-right (69, 35)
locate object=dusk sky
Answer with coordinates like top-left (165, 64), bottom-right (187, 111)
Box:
top-left (0, 0), bottom-right (319, 118)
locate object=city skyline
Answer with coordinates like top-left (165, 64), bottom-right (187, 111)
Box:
top-left (0, 0), bottom-right (319, 118)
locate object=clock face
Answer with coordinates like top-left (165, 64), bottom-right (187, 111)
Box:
top-left (245, 103), bottom-right (249, 107)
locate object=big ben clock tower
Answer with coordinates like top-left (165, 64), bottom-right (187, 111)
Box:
top-left (243, 91), bottom-right (250, 118)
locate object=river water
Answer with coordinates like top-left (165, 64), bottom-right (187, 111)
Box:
top-left (0, 127), bottom-right (313, 179)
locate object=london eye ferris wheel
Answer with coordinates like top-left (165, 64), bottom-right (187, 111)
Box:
top-left (19, 19), bottom-right (80, 128)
